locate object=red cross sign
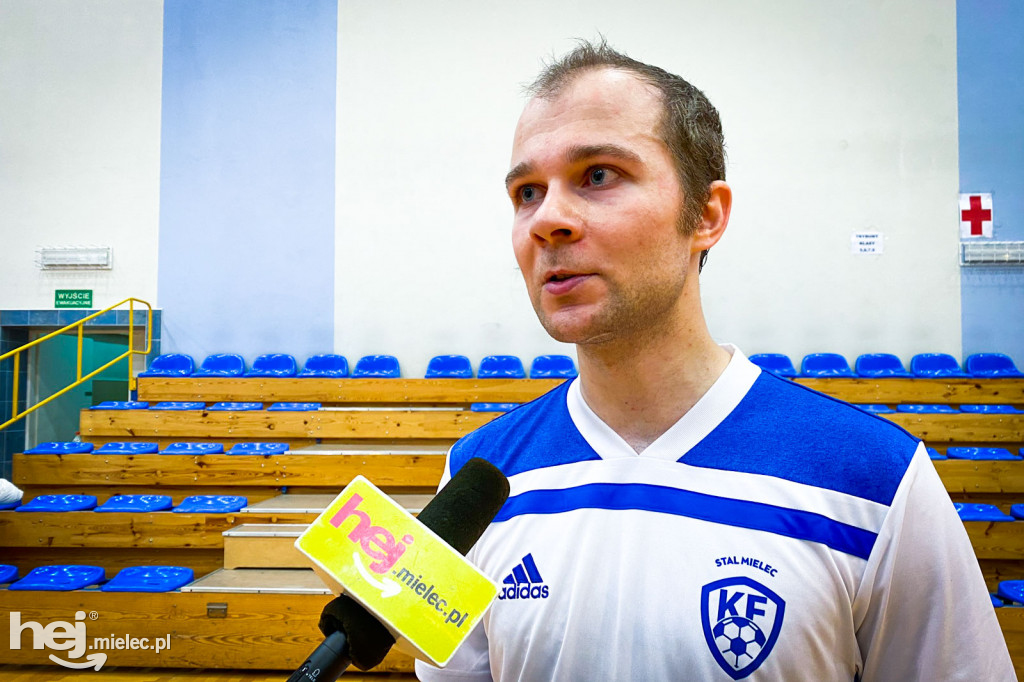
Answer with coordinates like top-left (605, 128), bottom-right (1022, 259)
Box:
top-left (960, 193), bottom-right (993, 238)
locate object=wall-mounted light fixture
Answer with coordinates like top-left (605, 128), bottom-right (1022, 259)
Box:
top-left (36, 246), bottom-right (113, 270)
top-left (960, 241), bottom-right (1024, 267)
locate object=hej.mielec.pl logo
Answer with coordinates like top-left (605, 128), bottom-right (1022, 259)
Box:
top-left (9, 610), bottom-right (171, 670)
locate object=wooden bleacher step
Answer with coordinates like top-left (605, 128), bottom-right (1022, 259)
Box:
top-left (183, 567), bottom-right (330, 595)
top-left (223, 524), bottom-right (309, 569)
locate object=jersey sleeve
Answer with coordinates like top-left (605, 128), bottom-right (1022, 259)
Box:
top-left (854, 443), bottom-right (1016, 681)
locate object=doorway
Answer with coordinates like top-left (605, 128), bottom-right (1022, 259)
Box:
top-left (25, 330), bottom-right (130, 445)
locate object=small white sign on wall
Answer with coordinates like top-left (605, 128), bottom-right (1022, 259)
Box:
top-left (851, 231), bottom-right (884, 255)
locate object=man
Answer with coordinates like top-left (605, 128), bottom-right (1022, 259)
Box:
top-left (416, 41), bottom-right (1014, 680)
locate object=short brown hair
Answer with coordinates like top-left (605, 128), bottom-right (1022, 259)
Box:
top-left (529, 38), bottom-right (726, 246)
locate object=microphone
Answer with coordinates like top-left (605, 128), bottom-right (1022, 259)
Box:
top-left (287, 457), bottom-right (509, 681)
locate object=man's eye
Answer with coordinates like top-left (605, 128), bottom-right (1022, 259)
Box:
top-left (520, 186), bottom-right (539, 203)
top-left (587, 167), bottom-right (617, 186)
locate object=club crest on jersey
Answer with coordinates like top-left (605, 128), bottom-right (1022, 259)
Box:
top-left (498, 553), bottom-right (549, 600)
top-left (701, 576), bottom-right (785, 680)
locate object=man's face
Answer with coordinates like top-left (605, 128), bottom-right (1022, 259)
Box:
top-left (507, 68), bottom-right (695, 346)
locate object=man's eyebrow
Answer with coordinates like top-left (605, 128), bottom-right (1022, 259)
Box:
top-left (505, 162), bottom-right (534, 190)
top-left (505, 144), bottom-right (642, 189)
top-left (564, 144), bottom-right (642, 167)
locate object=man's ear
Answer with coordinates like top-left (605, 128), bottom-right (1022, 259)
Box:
top-left (692, 181), bottom-right (732, 254)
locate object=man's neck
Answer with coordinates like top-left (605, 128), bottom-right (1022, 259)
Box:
top-left (575, 319), bottom-right (731, 455)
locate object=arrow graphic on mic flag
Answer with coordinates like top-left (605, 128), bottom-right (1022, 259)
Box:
top-left (49, 653), bottom-right (107, 670)
top-left (354, 552), bottom-right (401, 598)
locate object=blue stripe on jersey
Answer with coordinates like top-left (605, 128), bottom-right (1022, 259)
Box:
top-left (683, 371), bottom-right (918, 506)
top-left (494, 482), bottom-right (877, 560)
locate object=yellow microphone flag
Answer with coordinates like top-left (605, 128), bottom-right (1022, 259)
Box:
top-left (295, 476), bottom-right (498, 667)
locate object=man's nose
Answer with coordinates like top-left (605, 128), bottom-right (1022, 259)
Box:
top-left (529, 185), bottom-right (584, 245)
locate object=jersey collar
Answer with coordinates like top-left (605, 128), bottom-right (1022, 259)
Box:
top-left (565, 344), bottom-right (761, 461)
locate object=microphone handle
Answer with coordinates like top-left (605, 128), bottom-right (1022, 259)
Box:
top-left (286, 630), bottom-right (352, 682)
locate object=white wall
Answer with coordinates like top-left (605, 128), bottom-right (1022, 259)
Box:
top-left (0, 0), bottom-right (163, 311)
top-left (335, 0), bottom-right (961, 374)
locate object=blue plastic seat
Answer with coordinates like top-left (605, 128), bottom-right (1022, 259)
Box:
top-left (926, 447), bottom-right (947, 460)
top-left (94, 442), bottom-right (160, 455)
top-left (1010, 505), bottom-right (1024, 521)
top-left (267, 402), bottom-right (321, 411)
top-left (95, 494), bottom-right (174, 512)
top-left (748, 354), bottom-right (798, 378)
top-left (896, 404), bottom-right (959, 414)
top-left (0, 565), bottom-right (17, 583)
top-left (17, 494), bottom-right (97, 512)
top-left (855, 354), bottom-right (911, 378)
top-left (471, 403), bottom-right (520, 413)
top-left (478, 355), bottom-right (526, 379)
top-left (855, 404), bottom-right (895, 414)
top-left (151, 401), bottom-right (206, 411)
top-left (997, 580), bottom-right (1024, 605)
top-left (991, 593), bottom-right (1005, 608)
top-left (91, 401), bottom-right (149, 410)
top-left (910, 353), bottom-right (968, 378)
top-left (246, 353), bottom-right (298, 377)
top-left (9, 565), bottom-right (105, 591)
top-left (160, 442), bottom-right (224, 455)
top-left (530, 355), bottom-right (578, 379)
top-left (138, 353), bottom-right (194, 377)
top-left (800, 353), bottom-right (855, 377)
top-left (947, 447), bottom-right (1019, 461)
top-left (101, 566), bottom-right (194, 592)
top-left (966, 353), bottom-right (1024, 378)
top-left (24, 441), bottom-right (94, 454)
top-left (173, 495), bottom-right (248, 513)
top-left (207, 402), bottom-right (263, 411)
top-left (298, 354), bottom-right (349, 377)
top-left (425, 355), bottom-right (474, 378)
top-left (227, 442), bottom-right (289, 455)
top-left (959, 404), bottom-right (1024, 414)
top-left (352, 355), bottom-right (401, 378)
top-left (191, 353), bottom-right (246, 377)
top-left (955, 503), bottom-right (1014, 522)
top-left (0, 500), bottom-right (19, 510)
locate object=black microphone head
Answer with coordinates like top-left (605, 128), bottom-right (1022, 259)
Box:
top-left (416, 457), bottom-right (510, 555)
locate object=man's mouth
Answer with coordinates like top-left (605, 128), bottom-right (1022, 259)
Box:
top-left (543, 271), bottom-right (591, 294)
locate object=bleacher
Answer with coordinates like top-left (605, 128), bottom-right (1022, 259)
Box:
top-left (3, 350), bottom-right (1024, 676)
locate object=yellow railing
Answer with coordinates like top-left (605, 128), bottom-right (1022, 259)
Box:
top-left (0, 297), bottom-right (153, 432)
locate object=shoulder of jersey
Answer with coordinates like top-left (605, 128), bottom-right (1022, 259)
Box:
top-left (685, 371), bottom-right (921, 506)
top-left (449, 380), bottom-right (595, 478)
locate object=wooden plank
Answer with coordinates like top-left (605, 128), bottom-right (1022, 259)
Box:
top-left (13, 454), bottom-right (445, 489)
top-left (1, 547), bottom-right (224, 579)
top-left (0, 512), bottom-right (317, 549)
top-left (12, 485), bottom-right (284, 506)
top-left (997, 607), bottom-right (1024, 680)
top-left (884, 413), bottom-right (1024, 444)
top-left (936, 460), bottom-right (1024, 494)
top-left (224, 534), bottom-right (307, 569)
top-left (80, 409), bottom-right (497, 440)
top-left (0, 590), bottom-right (414, 671)
top-left (796, 377), bottom-right (1024, 404)
top-left (78, 408), bottom-right (1024, 444)
top-left (967, 522), bottom-right (1024, 559)
top-left (981, 559), bottom-right (1024, 591)
top-left (137, 377), bottom-right (564, 404)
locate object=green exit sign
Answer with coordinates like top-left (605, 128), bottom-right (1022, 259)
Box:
top-left (55, 289), bottom-right (93, 308)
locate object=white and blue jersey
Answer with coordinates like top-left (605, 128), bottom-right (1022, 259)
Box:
top-left (416, 348), bottom-right (1014, 681)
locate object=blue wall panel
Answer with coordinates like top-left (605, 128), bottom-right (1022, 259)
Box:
top-left (158, 0), bottom-right (337, 365)
top-left (958, 0), bottom-right (1024, 366)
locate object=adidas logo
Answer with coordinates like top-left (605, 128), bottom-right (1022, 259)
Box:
top-left (498, 553), bottom-right (549, 600)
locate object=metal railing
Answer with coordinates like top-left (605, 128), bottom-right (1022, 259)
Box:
top-left (0, 297), bottom-right (153, 432)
